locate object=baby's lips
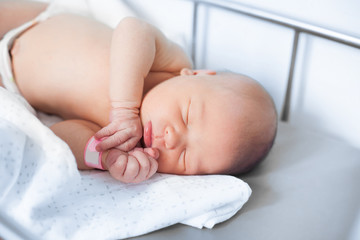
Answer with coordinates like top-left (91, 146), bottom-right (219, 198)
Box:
top-left (143, 121), bottom-right (152, 148)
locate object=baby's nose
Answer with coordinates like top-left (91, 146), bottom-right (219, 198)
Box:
top-left (164, 126), bottom-right (181, 149)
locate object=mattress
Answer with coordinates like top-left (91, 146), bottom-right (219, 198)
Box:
top-left (134, 122), bottom-right (360, 240)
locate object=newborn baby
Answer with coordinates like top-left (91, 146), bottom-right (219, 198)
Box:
top-left (0, 1), bottom-right (277, 183)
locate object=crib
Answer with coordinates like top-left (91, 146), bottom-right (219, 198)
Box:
top-left (131, 1), bottom-right (360, 239)
top-left (1, 0), bottom-right (359, 239)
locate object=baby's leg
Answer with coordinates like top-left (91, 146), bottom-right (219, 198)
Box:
top-left (0, 1), bottom-right (47, 39)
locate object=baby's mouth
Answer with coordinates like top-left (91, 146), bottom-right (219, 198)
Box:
top-left (143, 121), bottom-right (152, 148)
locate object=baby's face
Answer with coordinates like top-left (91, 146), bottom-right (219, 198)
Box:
top-left (140, 73), bottom-right (250, 175)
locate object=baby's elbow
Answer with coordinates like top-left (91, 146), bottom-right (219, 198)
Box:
top-left (115, 17), bottom-right (152, 35)
top-left (117, 16), bottom-right (140, 27)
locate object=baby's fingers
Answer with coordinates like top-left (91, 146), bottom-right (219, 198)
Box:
top-left (107, 153), bottom-right (139, 183)
top-left (115, 135), bottom-right (141, 152)
top-left (129, 150), bottom-right (158, 183)
top-left (121, 155), bottom-right (140, 183)
top-left (96, 135), bottom-right (122, 152)
top-left (94, 123), bottom-right (118, 140)
top-left (96, 130), bottom-right (134, 152)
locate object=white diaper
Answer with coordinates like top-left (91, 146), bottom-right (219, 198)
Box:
top-left (0, 2), bottom-right (91, 115)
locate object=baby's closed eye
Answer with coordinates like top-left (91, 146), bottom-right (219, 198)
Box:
top-left (183, 98), bottom-right (192, 125)
top-left (180, 149), bottom-right (187, 172)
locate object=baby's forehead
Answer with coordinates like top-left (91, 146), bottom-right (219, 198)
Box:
top-left (197, 73), bottom-right (260, 93)
top-left (194, 109), bottom-right (246, 174)
top-left (169, 72), bottom-right (269, 111)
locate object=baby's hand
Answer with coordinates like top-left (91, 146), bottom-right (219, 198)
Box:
top-left (95, 107), bottom-right (142, 152)
top-left (105, 147), bottom-right (159, 183)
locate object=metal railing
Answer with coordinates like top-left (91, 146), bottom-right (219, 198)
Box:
top-left (189, 0), bottom-right (360, 121)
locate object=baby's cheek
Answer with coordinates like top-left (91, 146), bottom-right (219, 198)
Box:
top-left (156, 153), bottom-right (181, 174)
top-left (155, 155), bottom-right (168, 173)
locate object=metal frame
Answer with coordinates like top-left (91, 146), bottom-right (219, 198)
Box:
top-left (189, 0), bottom-right (360, 121)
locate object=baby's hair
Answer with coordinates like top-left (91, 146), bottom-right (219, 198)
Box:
top-left (220, 74), bottom-right (278, 176)
top-left (231, 120), bottom-right (277, 175)
top-left (197, 71), bottom-right (277, 176)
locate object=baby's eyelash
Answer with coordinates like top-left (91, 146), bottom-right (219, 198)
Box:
top-left (183, 149), bottom-right (187, 171)
top-left (186, 99), bottom-right (192, 124)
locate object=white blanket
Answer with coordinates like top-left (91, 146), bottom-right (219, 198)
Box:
top-left (0, 88), bottom-right (251, 239)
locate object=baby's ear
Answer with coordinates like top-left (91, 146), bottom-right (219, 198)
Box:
top-left (180, 68), bottom-right (216, 76)
top-left (193, 69), bottom-right (217, 76)
top-left (180, 68), bottom-right (195, 76)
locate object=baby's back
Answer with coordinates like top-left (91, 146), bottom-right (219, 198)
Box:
top-left (12, 14), bottom-right (113, 126)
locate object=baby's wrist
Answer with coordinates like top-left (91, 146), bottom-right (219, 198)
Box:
top-left (110, 101), bottom-right (140, 119)
top-left (111, 100), bottom-right (140, 111)
top-left (110, 108), bottom-right (140, 122)
top-left (110, 101), bottom-right (140, 121)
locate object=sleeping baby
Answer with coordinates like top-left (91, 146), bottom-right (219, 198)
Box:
top-left (0, 1), bottom-right (277, 183)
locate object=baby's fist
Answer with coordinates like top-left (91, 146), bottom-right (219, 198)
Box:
top-left (104, 148), bottom-right (159, 183)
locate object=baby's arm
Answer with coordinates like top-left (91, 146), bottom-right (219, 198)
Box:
top-left (0, 1), bottom-right (47, 38)
top-left (95, 17), bottom-right (192, 152)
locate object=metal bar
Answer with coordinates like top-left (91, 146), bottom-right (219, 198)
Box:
top-left (189, 0), bottom-right (360, 49)
top-left (191, 1), bottom-right (199, 68)
top-left (188, 0), bottom-right (360, 122)
top-left (281, 30), bottom-right (300, 121)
